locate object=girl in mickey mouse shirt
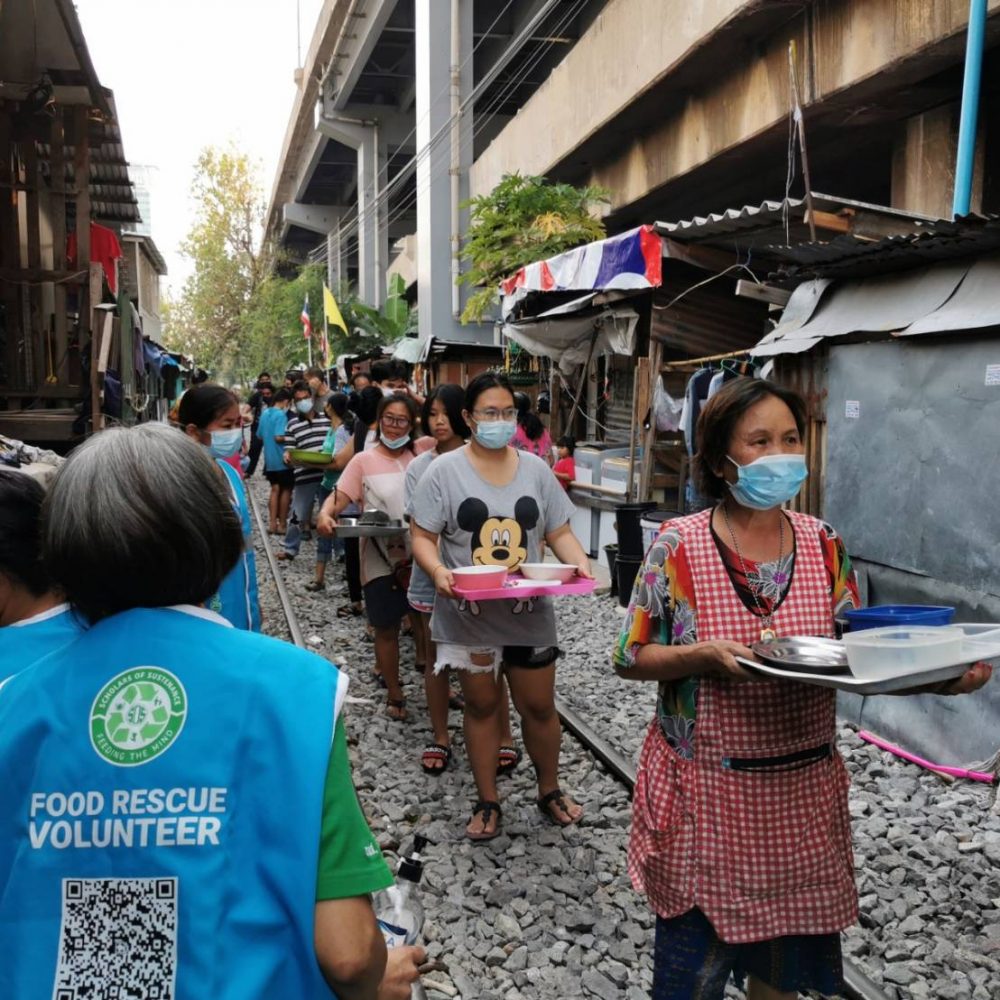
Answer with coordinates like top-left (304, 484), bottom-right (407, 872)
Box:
top-left (411, 373), bottom-right (593, 841)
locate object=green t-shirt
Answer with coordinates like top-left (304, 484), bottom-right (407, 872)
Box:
top-left (316, 719), bottom-right (394, 900)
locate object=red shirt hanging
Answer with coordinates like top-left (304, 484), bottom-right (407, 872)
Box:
top-left (66, 222), bottom-right (122, 294)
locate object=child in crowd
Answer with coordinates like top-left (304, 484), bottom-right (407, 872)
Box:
top-left (257, 388), bottom-right (293, 534)
top-left (552, 436), bottom-right (575, 491)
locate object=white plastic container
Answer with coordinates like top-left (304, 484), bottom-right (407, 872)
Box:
top-left (842, 625), bottom-right (965, 680)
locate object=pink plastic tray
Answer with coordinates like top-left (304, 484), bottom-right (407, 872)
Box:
top-left (452, 574), bottom-right (596, 601)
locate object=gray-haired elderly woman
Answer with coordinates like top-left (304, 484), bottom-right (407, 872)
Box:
top-left (0, 424), bottom-right (424, 1000)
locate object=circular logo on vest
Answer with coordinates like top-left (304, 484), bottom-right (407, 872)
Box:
top-left (90, 668), bottom-right (187, 767)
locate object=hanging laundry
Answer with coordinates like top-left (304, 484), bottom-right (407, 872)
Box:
top-left (66, 223), bottom-right (123, 293)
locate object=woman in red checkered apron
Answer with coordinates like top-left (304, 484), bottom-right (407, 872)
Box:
top-left (613, 379), bottom-right (991, 999)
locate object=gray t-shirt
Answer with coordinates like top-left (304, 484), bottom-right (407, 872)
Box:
top-left (411, 448), bottom-right (575, 647)
top-left (404, 449), bottom-right (438, 608)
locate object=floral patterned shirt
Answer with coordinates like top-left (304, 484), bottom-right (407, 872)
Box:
top-left (612, 516), bottom-right (860, 760)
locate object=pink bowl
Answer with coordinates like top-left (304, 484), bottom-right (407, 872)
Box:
top-left (451, 565), bottom-right (509, 591)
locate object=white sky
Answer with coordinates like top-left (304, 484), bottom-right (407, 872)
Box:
top-left (75, 0), bottom-right (325, 294)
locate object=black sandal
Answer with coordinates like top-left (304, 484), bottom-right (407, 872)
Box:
top-left (467, 800), bottom-right (502, 841)
top-left (386, 697), bottom-right (407, 721)
top-left (336, 603), bottom-right (362, 618)
top-left (537, 788), bottom-right (582, 827)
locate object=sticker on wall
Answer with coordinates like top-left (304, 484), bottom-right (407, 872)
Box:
top-left (845, 400), bottom-right (860, 419)
top-left (985, 365), bottom-right (1000, 387)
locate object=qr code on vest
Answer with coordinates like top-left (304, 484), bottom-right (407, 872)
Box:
top-left (53, 877), bottom-right (178, 1000)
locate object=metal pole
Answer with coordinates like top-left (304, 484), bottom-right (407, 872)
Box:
top-left (953, 0), bottom-right (988, 217)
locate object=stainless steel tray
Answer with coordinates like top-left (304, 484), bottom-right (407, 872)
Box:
top-left (737, 657), bottom-right (968, 695)
top-left (751, 636), bottom-right (848, 675)
top-left (335, 517), bottom-right (407, 539)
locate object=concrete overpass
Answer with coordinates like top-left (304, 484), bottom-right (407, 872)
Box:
top-left (267, 0), bottom-right (1000, 345)
top-left (471, 0), bottom-right (1000, 225)
top-left (265, 0), bottom-right (608, 344)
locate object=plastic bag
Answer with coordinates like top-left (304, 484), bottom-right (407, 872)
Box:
top-left (653, 378), bottom-right (683, 432)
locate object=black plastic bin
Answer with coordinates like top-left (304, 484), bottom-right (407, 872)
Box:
top-left (603, 543), bottom-right (619, 598)
top-left (614, 501), bottom-right (657, 558)
top-left (615, 555), bottom-right (643, 608)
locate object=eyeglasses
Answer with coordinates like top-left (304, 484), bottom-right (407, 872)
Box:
top-left (472, 408), bottom-right (517, 422)
top-left (381, 414), bottom-right (411, 429)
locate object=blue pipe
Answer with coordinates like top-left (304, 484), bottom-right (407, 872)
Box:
top-left (953, 0), bottom-right (989, 218)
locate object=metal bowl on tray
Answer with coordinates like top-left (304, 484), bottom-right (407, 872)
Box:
top-left (750, 636), bottom-right (849, 675)
top-left (336, 516), bottom-right (406, 539)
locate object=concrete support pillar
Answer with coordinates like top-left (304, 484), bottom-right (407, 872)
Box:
top-left (326, 219), bottom-right (344, 292)
top-left (356, 126), bottom-right (389, 308)
top-left (315, 115), bottom-right (386, 307)
top-left (415, 0), bottom-right (477, 343)
top-left (891, 104), bottom-right (983, 218)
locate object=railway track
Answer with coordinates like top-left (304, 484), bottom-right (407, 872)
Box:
top-left (247, 487), bottom-right (891, 1000)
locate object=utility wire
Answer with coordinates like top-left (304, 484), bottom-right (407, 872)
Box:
top-left (316, 0), bottom-right (587, 273)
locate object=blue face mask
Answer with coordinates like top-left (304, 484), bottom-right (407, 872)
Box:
top-left (381, 433), bottom-right (410, 451)
top-left (727, 453), bottom-right (808, 510)
top-left (295, 399), bottom-right (314, 415)
top-left (473, 420), bottom-right (516, 450)
top-left (208, 428), bottom-right (244, 459)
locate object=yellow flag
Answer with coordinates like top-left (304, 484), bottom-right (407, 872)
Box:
top-left (323, 284), bottom-right (347, 333)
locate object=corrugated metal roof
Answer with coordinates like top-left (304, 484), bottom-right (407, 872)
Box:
top-left (657, 198), bottom-right (805, 239)
top-left (766, 215), bottom-right (1000, 279)
top-left (656, 194), bottom-right (934, 246)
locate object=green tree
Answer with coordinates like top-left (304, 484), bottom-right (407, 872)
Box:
top-left (162, 145), bottom-right (270, 382)
top-left (458, 173), bottom-right (610, 323)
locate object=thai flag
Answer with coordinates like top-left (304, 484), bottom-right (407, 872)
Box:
top-left (300, 294), bottom-right (312, 340)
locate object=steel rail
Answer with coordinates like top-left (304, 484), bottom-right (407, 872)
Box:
top-left (552, 696), bottom-right (891, 1000)
top-left (246, 486), bottom-right (306, 650)
top-left (246, 491), bottom-right (890, 1000)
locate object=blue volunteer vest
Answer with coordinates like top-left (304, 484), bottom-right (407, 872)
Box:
top-left (210, 459), bottom-right (262, 631)
top-left (0, 604), bottom-right (85, 680)
top-left (0, 605), bottom-right (345, 1000)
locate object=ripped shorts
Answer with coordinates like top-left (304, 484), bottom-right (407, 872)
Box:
top-left (434, 643), bottom-right (561, 676)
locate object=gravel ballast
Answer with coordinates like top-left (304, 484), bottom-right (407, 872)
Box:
top-left (249, 479), bottom-right (999, 999)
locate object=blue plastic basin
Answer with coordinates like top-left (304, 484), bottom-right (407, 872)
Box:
top-left (842, 605), bottom-right (955, 632)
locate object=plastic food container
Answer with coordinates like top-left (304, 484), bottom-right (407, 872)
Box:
top-left (842, 605), bottom-right (955, 632)
top-left (451, 565), bottom-right (508, 591)
top-left (288, 448), bottom-right (331, 466)
top-left (518, 563), bottom-right (577, 583)
top-left (842, 625), bottom-right (964, 679)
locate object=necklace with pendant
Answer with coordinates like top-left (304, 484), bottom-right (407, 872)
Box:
top-left (721, 503), bottom-right (784, 643)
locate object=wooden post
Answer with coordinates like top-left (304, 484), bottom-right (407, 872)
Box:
top-left (0, 110), bottom-right (21, 388)
top-left (637, 339), bottom-right (663, 501)
top-left (89, 264), bottom-right (103, 433)
top-left (625, 360), bottom-right (643, 502)
top-left (549, 366), bottom-right (562, 443)
top-left (50, 111), bottom-right (69, 384)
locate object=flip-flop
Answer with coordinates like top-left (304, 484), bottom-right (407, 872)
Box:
top-left (304, 580), bottom-right (325, 592)
top-left (336, 604), bottom-right (363, 618)
top-left (421, 743), bottom-right (451, 775)
top-left (371, 671), bottom-right (387, 690)
top-left (496, 745), bottom-right (522, 777)
top-left (386, 697), bottom-right (407, 721)
top-left (466, 800), bottom-right (502, 841)
top-left (537, 788), bottom-right (582, 827)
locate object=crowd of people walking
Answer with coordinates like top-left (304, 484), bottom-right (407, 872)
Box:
top-left (0, 358), bottom-right (992, 1000)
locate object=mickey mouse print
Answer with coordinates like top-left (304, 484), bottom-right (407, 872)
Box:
top-left (457, 497), bottom-right (541, 616)
top-left (411, 448), bottom-right (576, 648)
